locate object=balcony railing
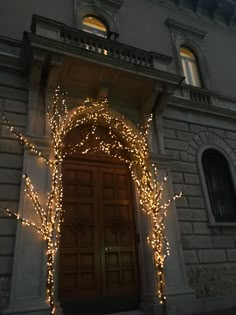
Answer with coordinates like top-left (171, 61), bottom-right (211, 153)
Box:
top-left (189, 89), bottom-right (211, 105)
top-left (31, 15), bottom-right (158, 69)
top-left (179, 85), bottom-right (213, 105)
top-left (60, 28), bottom-right (154, 68)
top-left (30, 15), bottom-right (175, 73)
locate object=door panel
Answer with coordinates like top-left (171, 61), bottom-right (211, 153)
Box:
top-left (59, 158), bottom-right (140, 314)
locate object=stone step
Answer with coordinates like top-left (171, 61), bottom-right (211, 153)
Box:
top-left (104, 310), bottom-right (144, 315)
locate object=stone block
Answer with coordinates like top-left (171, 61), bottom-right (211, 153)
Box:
top-left (208, 127), bottom-right (225, 138)
top-left (185, 184), bottom-right (202, 196)
top-left (0, 126), bottom-right (18, 138)
top-left (173, 184), bottom-right (202, 197)
top-left (0, 86), bottom-right (28, 102)
top-left (0, 153), bottom-right (23, 169)
top-left (165, 149), bottom-right (180, 160)
top-left (180, 152), bottom-right (188, 161)
top-left (0, 218), bottom-right (17, 235)
top-left (227, 249), bottom-right (236, 261)
top-left (176, 131), bottom-right (194, 142)
top-left (188, 197), bottom-right (205, 209)
top-left (198, 249), bottom-right (227, 263)
top-left (188, 145), bottom-right (197, 156)
top-left (212, 236), bottom-right (235, 249)
top-left (183, 250), bottom-right (198, 264)
top-left (181, 235), bottom-right (212, 249)
top-left (193, 135), bottom-right (202, 146)
top-left (165, 139), bottom-right (188, 151)
top-left (179, 222), bottom-right (193, 234)
top-left (171, 171), bottom-right (184, 183)
top-left (171, 161), bottom-right (198, 173)
top-left (0, 139), bottom-right (23, 154)
top-left (0, 237), bottom-right (15, 255)
top-left (3, 112), bottom-right (26, 128)
top-left (226, 139), bottom-right (236, 149)
top-left (193, 222), bottom-right (210, 235)
top-left (164, 128), bottom-right (176, 139)
top-left (177, 209), bottom-right (207, 222)
top-left (187, 263), bottom-right (236, 297)
top-left (4, 99), bottom-right (27, 114)
top-left (0, 169), bottom-right (22, 184)
top-left (199, 132), bottom-right (207, 143)
top-left (0, 256), bottom-right (13, 273)
top-left (0, 184), bottom-right (20, 200)
top-left (163, 119), bottom-right (189, 131)
top-left (190, 124), bottom-right (207, 133)
top-left (172, 183), bottom-right (184, 195)
top-left (227, 131), bottom-right (236, 140)
top-left (184, 174), bottom-right (200, 185)
top-left (175, 196), bottom-right (188, 208)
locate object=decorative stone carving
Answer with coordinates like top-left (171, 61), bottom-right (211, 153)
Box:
top-left (74, 0), bottom-right (124, 33)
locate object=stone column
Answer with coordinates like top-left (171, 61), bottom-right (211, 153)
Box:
top-left (131, 178), bottom-right (162, 315)
top-left (3, 147), bottom-right (50, 315)
top-left (163, 167), bottom-right (199, 315)
top-left (4, 52), bottom-right (63, 315)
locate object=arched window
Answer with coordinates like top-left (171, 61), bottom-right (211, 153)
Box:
top-left (202, 149), bottom-right (236, 222)
top-left (82, 15), bottom-right (108, 38)
top-left (180, 46), bottom-right (201, 87)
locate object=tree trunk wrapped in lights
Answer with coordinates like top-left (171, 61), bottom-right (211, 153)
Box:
top-left (2, 87), bottom-right (181, 314)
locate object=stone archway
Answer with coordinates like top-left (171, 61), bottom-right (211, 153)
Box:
top-left (58, 124), bottom-right (141, 315)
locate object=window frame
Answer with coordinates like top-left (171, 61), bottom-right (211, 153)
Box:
top-left (82, 15), bottom-right (108, 38)
top-left (198, 145), bottom-right (236, 227)
top-left (74, 2), bottom-right (119, 39)
top-left (180, 46), bottom-right (202, 87)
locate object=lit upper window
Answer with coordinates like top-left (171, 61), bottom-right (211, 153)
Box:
top-left (180, 46), bottom-right (201, 87)
top-left (82, 16), bottom-right (108, 38)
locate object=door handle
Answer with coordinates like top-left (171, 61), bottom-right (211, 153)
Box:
top-left (104, 247), bottom-right (112, 252)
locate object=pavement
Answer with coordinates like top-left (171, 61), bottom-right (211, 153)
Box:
top-left (104, 307), bottom-right (236, 315)
top-left (194, 307), bottom-right (236, 315)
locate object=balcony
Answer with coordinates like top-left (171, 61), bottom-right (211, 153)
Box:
top-left (29, 15), bottom-right (180, 82)
top-left (22, 15), bottom-right (182, 112)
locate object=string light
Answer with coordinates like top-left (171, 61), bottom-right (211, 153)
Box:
top-left (1, 86), bottom-right (181, 313)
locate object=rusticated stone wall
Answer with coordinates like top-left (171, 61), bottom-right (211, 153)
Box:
top-left (187, 263), bottom-right (236, 298)
top-left (163, 114), bottom-right (236, 298)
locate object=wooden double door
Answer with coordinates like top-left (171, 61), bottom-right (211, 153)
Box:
top-left (59, 156), bottom-right (140, 314)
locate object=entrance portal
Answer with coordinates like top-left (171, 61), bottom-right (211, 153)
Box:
top-left (59, 126), bottom-right (140, 315)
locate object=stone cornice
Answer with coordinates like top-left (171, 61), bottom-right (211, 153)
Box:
top-left (79, 0), bottom-right (124, 11)
top-left (155, 0), bottom-right (236, 30)
top-left (169, 95), bottom-right (236, 121)
top-left (165, 18), bottom-right (207, 39)
top-left (25, 31), bottom-right (181, 85)
top-left (0, 35), bottom-right (23, 71)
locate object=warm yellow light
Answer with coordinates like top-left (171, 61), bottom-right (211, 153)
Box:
top-left (2, 86), bottom-right (182, 309)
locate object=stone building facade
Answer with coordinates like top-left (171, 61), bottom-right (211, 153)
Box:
top-left (0, 1), bottom-right (236, 315)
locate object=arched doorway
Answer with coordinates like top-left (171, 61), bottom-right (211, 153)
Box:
top-left (59, 125), bottom-right (140, 315)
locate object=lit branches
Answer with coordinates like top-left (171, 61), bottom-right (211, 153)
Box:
top-left (2, 86), bottom-right (181, 312)
top-left (61, 97), bottom-right (182, 303)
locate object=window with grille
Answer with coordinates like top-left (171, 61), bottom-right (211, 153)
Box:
top-left (202, 149), bottom-right (236, 222)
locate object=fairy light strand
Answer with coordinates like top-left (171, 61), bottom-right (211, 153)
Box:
top-left (1, 86), bottom-right (182, 312)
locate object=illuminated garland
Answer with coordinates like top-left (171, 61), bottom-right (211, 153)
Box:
top-left (1, 87), bottom-right (181, 314)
